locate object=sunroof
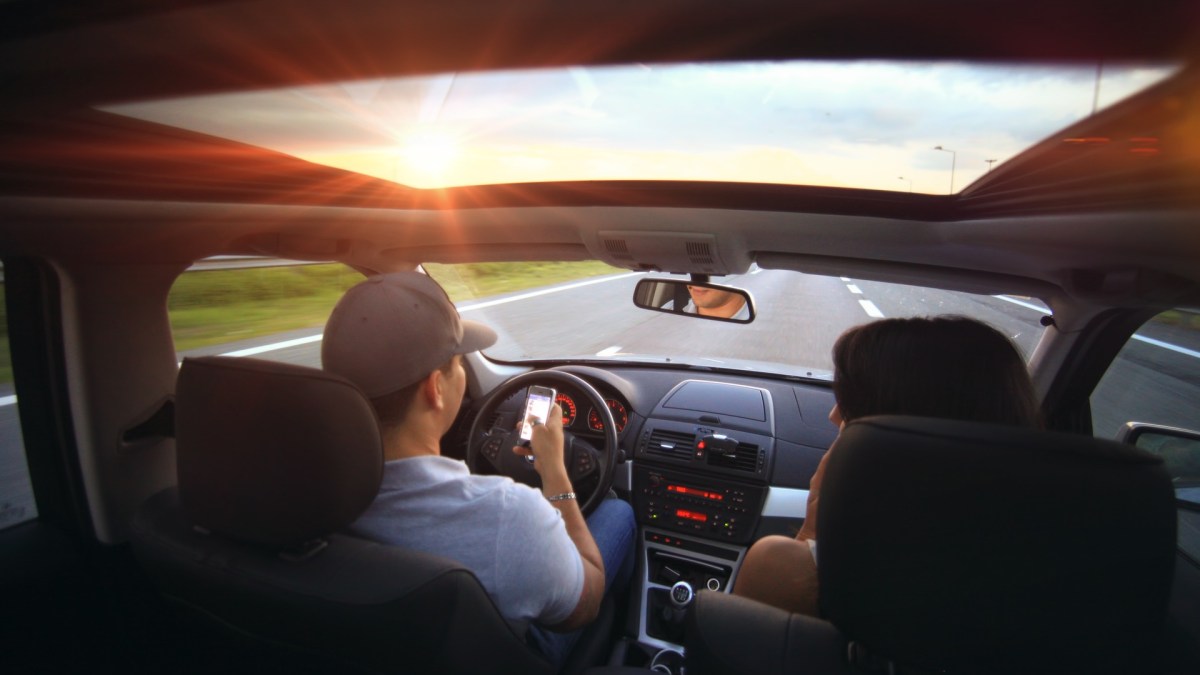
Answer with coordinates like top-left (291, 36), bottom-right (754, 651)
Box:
top-left (103, 61), bottom-right (1177, 193)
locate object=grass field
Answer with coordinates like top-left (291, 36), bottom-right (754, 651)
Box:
top-left (168, 261), bottom-right (623, 354)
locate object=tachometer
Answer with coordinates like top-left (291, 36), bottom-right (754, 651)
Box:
top-left (588, 399), bottom-right (628, 433)
top-left (555, 392), bottom-right (577, 427)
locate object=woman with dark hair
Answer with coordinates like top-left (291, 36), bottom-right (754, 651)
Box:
top-left (732, 316), bottom-right (1040, 616)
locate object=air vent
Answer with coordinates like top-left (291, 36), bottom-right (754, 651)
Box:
top-left (707, 442), bottom-right (760, 473)
top-left (686, 241), bottom-right (714, 265)
top-left (603, 238), bottom-right (634, 262)
top-left (644, 429), bottom-right (695, 461)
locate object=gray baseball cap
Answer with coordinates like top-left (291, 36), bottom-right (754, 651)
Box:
top-left (322, 272), bottom-right (497, 398)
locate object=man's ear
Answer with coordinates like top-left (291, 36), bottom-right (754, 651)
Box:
top-left (421, 369), bottom-right (444, 411)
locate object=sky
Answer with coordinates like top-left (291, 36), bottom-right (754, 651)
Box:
top-left (104, 60), bottom-right (1177, 193)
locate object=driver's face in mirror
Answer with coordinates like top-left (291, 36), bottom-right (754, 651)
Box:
top-left (632, 277), bottom-right (754, 323)
top-left (685, 285), bottom-right (747, 319)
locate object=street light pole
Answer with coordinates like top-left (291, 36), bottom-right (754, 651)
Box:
top-left (985, 159), bottom-right (997, 173)
top-left (898, 176), bottom-right (912, 193)
top-left (933, 145), bottom-right (956, 194)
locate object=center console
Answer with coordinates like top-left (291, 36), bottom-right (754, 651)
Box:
top-left (628, 379), bottom-right (776, 654)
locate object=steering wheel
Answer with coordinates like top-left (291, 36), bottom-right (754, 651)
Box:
top-left (467, 370), bottom-right (619, 516)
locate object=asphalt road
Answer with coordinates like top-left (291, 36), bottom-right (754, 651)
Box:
top-left (2, 270), bottom-right (1198, 527)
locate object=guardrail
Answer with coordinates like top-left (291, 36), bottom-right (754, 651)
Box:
top-left (185, 256), bottom-right (328, 271)
top-left (0, 257), bottom-right (325, 282)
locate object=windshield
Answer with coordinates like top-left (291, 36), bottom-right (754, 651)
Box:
top-left (103, 60), bottom-right (1176, 194)
top-left (425, 263), bottom-right (1046, 379)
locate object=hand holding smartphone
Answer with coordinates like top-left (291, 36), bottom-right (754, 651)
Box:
top-left (519, 385), bottom-right (557, 447)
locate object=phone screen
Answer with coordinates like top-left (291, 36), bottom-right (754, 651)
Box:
top-left (519, 386), bottom-right (556, 442)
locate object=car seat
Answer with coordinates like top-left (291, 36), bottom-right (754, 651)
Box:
top-left (130, 356), bottom-right (609, 674)
top-left (685, 415), bottom-right (1176, 675)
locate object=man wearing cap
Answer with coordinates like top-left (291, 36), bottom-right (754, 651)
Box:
top-left (322, 272), bottom-right (635, 669)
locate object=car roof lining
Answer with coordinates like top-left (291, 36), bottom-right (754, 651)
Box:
top-left (3, 0), bottom-right (1198, 109)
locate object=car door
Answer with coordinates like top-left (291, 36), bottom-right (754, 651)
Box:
top-left (1090, 308), bottom-right (1200, 673)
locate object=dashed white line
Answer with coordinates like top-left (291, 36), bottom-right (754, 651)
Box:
top-left (858, 300), bottom-right (885, 318)
top-left (846, 284), bottom-right (863, 295)
top-left (840, 277), bottom-right (851, 282)
top-left (0, 395), bottom-right (16, 407)
top-left (596, 346), bottom-right (622, 356)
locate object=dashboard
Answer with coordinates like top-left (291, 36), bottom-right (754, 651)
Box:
top-left (471, 362), bottom-right (840, 653)
top-left (481, 363), bottom-right (840, 532)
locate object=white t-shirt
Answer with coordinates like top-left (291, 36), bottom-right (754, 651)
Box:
top-left (348, 455), bottom-right (585, 631)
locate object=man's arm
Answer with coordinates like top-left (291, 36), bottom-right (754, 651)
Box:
top-left (515, 404), bottom-right (605, 632)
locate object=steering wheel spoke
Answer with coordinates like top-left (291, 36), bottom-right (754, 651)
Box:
top-left (478, 428), bottom-right (509, 468)
top-left (568, 435), bottom-right (601, 482)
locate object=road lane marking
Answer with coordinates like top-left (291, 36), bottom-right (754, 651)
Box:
top-left (993, 295), bottom-right (1199, 360)
top-left (1132, 335), bottom-right (1200, 360)
top-left (858, 300), bottom-right (885, 318)
top-left (458, 272), bottom-right (641, 313)
top-left (840, 277), bottom-right (851, 282)
top-left (993, 294), bottom-right (1050, 314)
top-left (221, 334), bottom-right (323, 357)
top-left (846, 284), bottom-right (862, 294)
top-left (596, 346), bottom-right (622, 356)
top-left (185, 273), bottom-right (642, 363)
top-left (0, 395), bottom-right (15, 407)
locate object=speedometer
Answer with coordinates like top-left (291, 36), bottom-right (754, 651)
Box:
top-left (555, 393), bottom-right (577, 427)
top-left (588, 399), bottom-right (628, 433)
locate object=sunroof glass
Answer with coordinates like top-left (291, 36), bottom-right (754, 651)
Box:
top-left (103, 60), bottom-right (1178, 193)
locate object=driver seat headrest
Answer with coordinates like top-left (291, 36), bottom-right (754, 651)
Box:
top-left (818, 415), bottom-right (1176, 675)
top-left (175, 356), bottom-right (383, 548)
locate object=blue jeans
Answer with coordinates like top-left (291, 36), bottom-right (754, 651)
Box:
top-left (528, 498), bottom-right (637, 670)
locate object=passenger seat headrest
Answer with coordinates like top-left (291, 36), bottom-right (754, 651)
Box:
top-left (818, 415), bottom-right (1176, 675)
top-left (175, 356), bottom-right (383, 548)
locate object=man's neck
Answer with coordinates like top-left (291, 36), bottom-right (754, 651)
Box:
top-left (382, 419), bottom-right (444, 462)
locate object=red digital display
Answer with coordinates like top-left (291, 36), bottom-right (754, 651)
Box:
top-left (667, 484), bottom-right (724, 501)
top-left (675, 509), bottom-right (708, 522)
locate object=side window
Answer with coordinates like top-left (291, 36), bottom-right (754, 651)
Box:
top-left (1, 271), bottom-right (39, 530)
top-left (1092, 309), bottom-right (1200, 496)
top-left (168, 259), bottom-right (361, 366)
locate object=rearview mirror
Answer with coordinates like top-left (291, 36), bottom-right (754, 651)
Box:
top-left (633, 278), bottom-right (755, 323)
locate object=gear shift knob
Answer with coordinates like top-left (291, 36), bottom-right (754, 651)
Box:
top-left (669, 580), bottom-right (694, 609)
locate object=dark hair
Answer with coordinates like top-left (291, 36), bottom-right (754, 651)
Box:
top-left (369, 357), bottom-right (457, 430)
top-left (831, 316), bottom-right (1040, 428)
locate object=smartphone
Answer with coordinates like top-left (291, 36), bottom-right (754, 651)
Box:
top-left (519, 385), bottom-right (557, 442)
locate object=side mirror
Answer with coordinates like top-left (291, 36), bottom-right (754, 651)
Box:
top-left (633, 278), bottom-right (755, 324)
top-left (1118, 422), bottom-right (1200, 491)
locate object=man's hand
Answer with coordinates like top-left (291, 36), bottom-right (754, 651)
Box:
top-left (513, 403), bottom-right (568, 483)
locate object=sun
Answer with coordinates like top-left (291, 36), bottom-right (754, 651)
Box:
top-left (402, 129), bottom-right (460, 177)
